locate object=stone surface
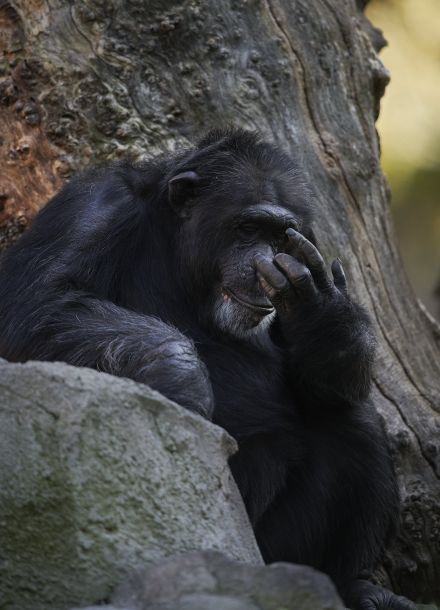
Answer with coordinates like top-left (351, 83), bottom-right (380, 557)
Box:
top-left (71, 604), bottom-right (133, 610)
top-left (108, 550), bottom-right (344, 610)
top-left (0, 360), bottom-right (262, 610)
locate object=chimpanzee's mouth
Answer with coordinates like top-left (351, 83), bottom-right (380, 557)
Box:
top-left (223, 288), bottom-right (275, 315)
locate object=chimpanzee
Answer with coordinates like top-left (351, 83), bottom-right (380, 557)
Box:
top-left (0, 129), bottom-right (415, 610)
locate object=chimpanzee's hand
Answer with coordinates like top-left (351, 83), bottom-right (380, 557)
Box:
top-left (254, 227), bottom-right (348, 334)
top-left (255, 228), bottom-right (374, 404)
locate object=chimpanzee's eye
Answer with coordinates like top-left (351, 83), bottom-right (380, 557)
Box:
top-left (238, 223), bottom-right (259, 237)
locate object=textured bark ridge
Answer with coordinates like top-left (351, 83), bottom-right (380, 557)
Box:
top-left (1, 0), bottom-right (439, 602)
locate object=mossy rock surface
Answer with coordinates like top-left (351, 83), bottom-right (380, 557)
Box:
top-left (0, 361), bottom-right (261, 610)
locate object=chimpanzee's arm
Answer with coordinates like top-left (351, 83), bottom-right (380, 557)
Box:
top-left (256, 229), bottom-right (375, 407)
top-left (10, 291), bottom-right (213, 417)
top-left (284, 293), bottom-right (374, 406)
top-left (0, 165), bottom-right (213, 417)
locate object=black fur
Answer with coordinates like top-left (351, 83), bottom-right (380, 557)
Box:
top-left (0, 129), bottom-right (414, 610)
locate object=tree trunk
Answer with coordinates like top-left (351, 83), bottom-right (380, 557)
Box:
top-left (1, 0), bottom-right (439, 603)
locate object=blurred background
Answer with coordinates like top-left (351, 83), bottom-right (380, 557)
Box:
top-left (366, 0), bottom-right (440, 318)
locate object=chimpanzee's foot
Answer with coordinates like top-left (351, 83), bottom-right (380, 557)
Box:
top-left (341, 579), bottom-right (416, 610)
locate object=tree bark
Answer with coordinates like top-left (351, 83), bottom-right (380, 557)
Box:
top-left (1, 0), bottom-right (439, 603)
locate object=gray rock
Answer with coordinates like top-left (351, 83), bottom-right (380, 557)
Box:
top-left (110, 550), bottom-right (344, 610)
top-left (147, 594), bottom-right (260, 610)
top-left (0, 361), bottom-right (262, 610)
top-left (71, 604), bottom-right (133, 610)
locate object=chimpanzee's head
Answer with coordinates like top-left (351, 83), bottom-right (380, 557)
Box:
top-left (167, 129), bottom-right (314, 339)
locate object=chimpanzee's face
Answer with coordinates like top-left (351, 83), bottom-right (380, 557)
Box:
top-left (212, 202), bottom-right (301, 338)
top-left (177, 189), bottom-right (307, 340)
top-left (168, 139), bottom-right (312, 340)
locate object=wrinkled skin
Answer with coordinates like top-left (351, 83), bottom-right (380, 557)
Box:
top-left (255, 227), bottom-right (350, 345)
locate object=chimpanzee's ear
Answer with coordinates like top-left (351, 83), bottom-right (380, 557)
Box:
top-left (168, 171), bottom-right (200, 218)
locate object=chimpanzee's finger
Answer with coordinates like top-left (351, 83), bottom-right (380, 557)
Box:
top-left (286, 228), bottom-right (332, 292)
top-left (331, 258), bottom-right (347, 293)
top-left (254, 254), bottom-right (289, 301)
top-left (274, 253), bottom-right (318, 301)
